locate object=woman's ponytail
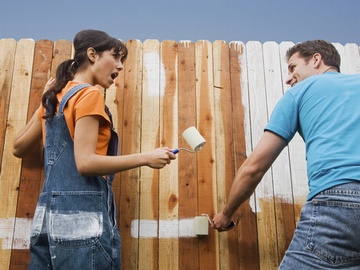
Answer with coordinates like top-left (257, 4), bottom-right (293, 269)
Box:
top-left (41, 59), bottom-right (75, 118)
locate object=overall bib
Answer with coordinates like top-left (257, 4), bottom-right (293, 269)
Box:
top-left (29, 84), bottom-right (121, 269)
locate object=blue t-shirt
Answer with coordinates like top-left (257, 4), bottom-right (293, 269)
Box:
top-left (265, 72), bottom-right (360, 200)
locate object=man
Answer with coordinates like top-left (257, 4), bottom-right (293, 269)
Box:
top-left (212, 40), bottom-right (360, 269)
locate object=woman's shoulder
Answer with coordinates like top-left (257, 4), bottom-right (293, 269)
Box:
top-left (63, 81), bottom-right (103, 96)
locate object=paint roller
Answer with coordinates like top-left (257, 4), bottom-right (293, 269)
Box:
top-left (201, 214), bottom-right (235, 232)
top-left (172, 126), bottom-right (206, 154)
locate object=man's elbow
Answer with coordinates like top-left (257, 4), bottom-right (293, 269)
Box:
top-left (242, 163), bottom-right (267, 182)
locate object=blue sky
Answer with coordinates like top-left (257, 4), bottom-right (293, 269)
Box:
top-left (1, 0), bottom-right (359, 45)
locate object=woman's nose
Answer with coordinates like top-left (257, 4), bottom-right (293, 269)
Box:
top-left (117, 61), bottom-right (124, 71)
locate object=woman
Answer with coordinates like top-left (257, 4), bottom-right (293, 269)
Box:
top-left (13, 29), bottom-right (176, 269)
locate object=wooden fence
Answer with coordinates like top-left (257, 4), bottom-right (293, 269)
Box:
top-left (0, 38), bottom-right (359, 270)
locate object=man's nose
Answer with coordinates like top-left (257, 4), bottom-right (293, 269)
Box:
top-left (286, 74), bottom-right (293, 86)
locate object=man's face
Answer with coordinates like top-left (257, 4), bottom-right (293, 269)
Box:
top-left (286, 52), bottom-right (317, 87)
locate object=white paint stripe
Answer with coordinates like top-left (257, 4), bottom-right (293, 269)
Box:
top-left (159, 219), bottom-right (178, 238)
top-left (143, 51), bottom-right (166, 97)
top-left (13, 218), bottom-right (32, 250)
top-left (179, 219), bottom-right (196, 238)
top-left (0, 218), bottom-right (32, 250)
top-left (131, 218), bottom-right (197, 238)
top-left (1, 217), bottom-right (198, 249)
top-left (138, 220), bottom-right (158, 238)
top-left (0, 218), bottom-right (16, 249)
top-left (179, 40), bottom-right (192, 48)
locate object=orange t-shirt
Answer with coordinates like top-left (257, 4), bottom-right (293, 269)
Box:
top-left (38, 81), bottom-right (111, 155)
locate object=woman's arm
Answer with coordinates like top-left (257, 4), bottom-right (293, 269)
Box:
top-left (13, 108), bottom-right (42, 158)
top-left (74, 115), bottom-right (176, 176)
top-left (13, 78), bottom-right (55, 158)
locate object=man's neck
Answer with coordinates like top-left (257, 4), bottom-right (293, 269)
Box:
top-left (319, 66), bottom-right (338, 74)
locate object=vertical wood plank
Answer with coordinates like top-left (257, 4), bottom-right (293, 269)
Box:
top-left (279, 42), bottom-right (308, 223)
top-left (177, 40), bottom-right (199, 269)
top-left (332, 43), bottom-right (348, 74)
top-left (138, 39), bottom-right (160, 270)
top-left (195, 40), bottom-right (219, 269)
top-left (229, 41), bottom-right (260, 270)
top-left (213, 40), bottom-right (239, 270)
top-left (0, 39), bottom-right (35, 270)
top-left (246, 41), bottom-right (279, 269)
top-left (10, 39), bottom-right (53, 270)
top-left (105, 50), bottom-right (123, 266)
top-left (116, 39), bottom-right (142, 270)
top-left (0, 39), bottom-right (16, 166)
top-left (50, 40), bottom-right (73, 78)
top-left (158, 40), bottom-right (179, 270)
top-left (344, 43), bottom-right (360, 74)
top-left (0, 38), bottom-right (17, 269)
top-left (263, 41), bottom-right (295, 263)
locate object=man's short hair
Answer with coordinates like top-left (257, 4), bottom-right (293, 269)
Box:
top-left (286, 40), bottom-right (341, 72)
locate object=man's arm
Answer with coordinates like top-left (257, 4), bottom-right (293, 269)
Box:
top-left (212, 131), bottom-right (287, 231)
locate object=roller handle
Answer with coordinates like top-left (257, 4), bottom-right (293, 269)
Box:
top-left (202, 213), bottom-right (235, 231)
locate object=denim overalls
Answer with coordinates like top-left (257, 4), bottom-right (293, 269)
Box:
top-left (29, 84), bottom-right (121, 269)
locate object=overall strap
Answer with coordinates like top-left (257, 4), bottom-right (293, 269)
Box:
top-left (59, 83), bottom-right (91, 114)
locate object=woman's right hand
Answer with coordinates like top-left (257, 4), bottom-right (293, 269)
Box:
top-left (145, 147), bottom-right (177, 169)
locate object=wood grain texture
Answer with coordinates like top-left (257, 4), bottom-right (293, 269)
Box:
top-left (0, 39), bottom-right (35, 270)
top-left (117, 39), bottom-right (142, 270)
top-left (10, 39), bottom-right (53, 270)
top-left (2, 39), bottom-right (358, 270)
top-left (177, 40), bottom-right (200, 269)
top-left (138, 39), bottom-right (161, 270)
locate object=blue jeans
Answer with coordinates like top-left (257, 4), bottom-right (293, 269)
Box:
top-left (279, 182), bottom-right (360, 269)
top-left (29, 84), bottom-right (121, 269)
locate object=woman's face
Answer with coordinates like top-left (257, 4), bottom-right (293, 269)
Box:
top-left (92, 48), bottom-right (124, 88)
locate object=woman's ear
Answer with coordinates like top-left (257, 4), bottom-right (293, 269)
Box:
top-left (87, 47), bottom-right (97, 63)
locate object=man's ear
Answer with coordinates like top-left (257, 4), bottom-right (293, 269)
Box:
top-left (87, 47), bottom-right (97, 63)
top-left (312, 53), bottom-right (323, 69)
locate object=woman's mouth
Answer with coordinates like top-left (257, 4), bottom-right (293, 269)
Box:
top-left (111, 73), bottom-right (119, 80)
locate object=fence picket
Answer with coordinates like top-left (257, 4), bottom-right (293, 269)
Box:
top-left (117, 39), bottom-right (142, 270)
top-left (138, 39), bottom-right (161, 270)
top-left (177, 40), bottom-right (200, 269)
top-left (158, 40), bottom-right (179, 269)
top-left (0, 39), bottom-right (35, 270)
top-left (231, 41), bottom-right (261, 270)
top-left (195, 40), bottom-right (219, 269)
top-left (246, 41), bottom-right (279, 269)
top-left (0, 39), bottom-right (16, 167)
top-left (9, 39), bottom-right (53, 269)
top-left (344, 43), bottom-right (360, 74)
